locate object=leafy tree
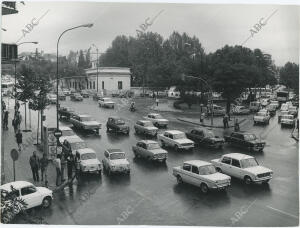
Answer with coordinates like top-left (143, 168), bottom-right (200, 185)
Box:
top-left (78, 50), bottom-right (85, 69)
top-left (280, 62), bottom-right (299, 94)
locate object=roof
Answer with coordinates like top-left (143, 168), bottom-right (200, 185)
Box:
top-left (184, 160), bottom-right (211, 167)
top-left (62, 135), bottom-right (84, 143)
top-left (223, 153), bottom-right (253, 160)
top-left (165, 130), bottom-right (184, 135)
top-left (77, 114), bottom-right (90, 118)
top-left (137, 120), bottom-right (151, 123)
top-left (1, 181), bottom-right (32, 191)
top-left (60, 126), bottom-right (72, 131)
top-left (139, 140), bottom-right (157, 144)
top-left (77, 148), bottom-right (96, 154)
top-left (106, 149), bottom-right (124, 153)
top-left (86, 67), bottom-right (131, 75)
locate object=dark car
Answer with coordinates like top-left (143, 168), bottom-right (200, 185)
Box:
top-left (186, 128), bottom-right (225, 149)
top-left (58, 92), bottom-right (66, 101)
top-left (106, 117), bottom-right (130, 135)
top-left (92, 92), bottom-right (103, 101)
top-left (71, 93), bottom-right (83, 101)
top-left (81, 90), bottom-right (89, 98)
top-left (224, 131), bottom-right (265, 152)
top-left (58, 106), bottom-right (75, 120)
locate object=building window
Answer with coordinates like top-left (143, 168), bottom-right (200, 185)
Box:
top-left (118, 81), bottom-right (123, 90)
top-left (93, 81), bottom-right (95, 89)
top-left (102, 81), bottom-right (104, 90)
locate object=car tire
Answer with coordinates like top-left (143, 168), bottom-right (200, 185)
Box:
top-left (42, 196), bottom-right (52, 208)
top-left (244, 176), bottom-right (252, 185)
top-left (176, 175), bottom-right (183, 184)
top-left (200, 183), bottom-right (209, 194)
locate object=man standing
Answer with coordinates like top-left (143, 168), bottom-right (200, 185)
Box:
top-left (29, 151), bottom-right (40, 182)
top-left (67, 154), bottom-right (74, 180)
top-left (40, 153), bottom-right (49, 182)
top-left (3, 110), bottom-right (8, 130)
top-left (53, 154), bottom-right (61, 186)
top-left (155, 98), bottom-right (159, 107)
top-left (16, 129), bottom-right (23, 151)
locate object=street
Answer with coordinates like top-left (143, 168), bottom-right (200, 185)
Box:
top-left (14, 96), bottom-right (298, 226)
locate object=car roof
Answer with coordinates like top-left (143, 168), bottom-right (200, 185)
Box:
top-left (223, 153), bottom-right (253, 160)
top-left (60, 126), bottom-right (72, 131)
top-left (282, 114), bottom-right (293, 117)
top-left (63, 135), bottom-right (84, 143)
top-left (77, 114), bottom-right (90, 118)
top-left (148, 113), bottom-right (160, 116)
top-left (106, 148), bottom-right (124, 153)
top-left (139, 140), bottom-right (157, 144)
top-left (184, 160), bottom-right (211, 167)
top-left (77, 148), bottom-right (96, 154)
top-left (165, 130), bottom-right (184, 135)
top-left (137, 120), bottom-right (151, 123)
top-left (1, 181), bottom-right (33, 191)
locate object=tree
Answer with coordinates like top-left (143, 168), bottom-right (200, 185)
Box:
top-left (280, 62), bottom-right (299, 94)
top-left (78, 50), bottom-right (85, 69)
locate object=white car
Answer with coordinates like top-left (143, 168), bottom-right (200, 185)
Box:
top-left (254, 111), bottom-right (270, 125)
top-left (158, 130), bottom-right (194, 151)
top-left (260, 98), bottom-right (269, 107)
top-left (288, 106), bottom-right (298, 116)
top-left (60, 126), bottom-right (75, 137)
top-left (0, 181), bottom-right (53, 210)
top-left (102, 149), bottom-right (130, 175)
top-left (47, 94), bottom-right (57, 104)
top-left (232, 106), bottom-right (250, 115)
top-left (173, 160), bottom-right (231, 193)
top-left (59, 135), bottom-right (88, 154)
top-left (144, 113), bottom-right (169, 128)
top-left (211, 153), bottom-right (273, 185)
top-left (132, 140), bottom-right (168, 162)
top-left (280, 103), bottom-right (289, 112)
top-left (75, 148), bottom-right (102, 175)
top-left (280, 114), bottom-right (295, 127)
top-left (270, 100), bottom-right (279, 109)
top-left (134, 120), bottom-right (158, 137)
top-left (98, 97), bottom-right (115, 108)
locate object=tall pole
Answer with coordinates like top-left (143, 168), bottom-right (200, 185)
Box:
top-left (96, 48), bottom-right (99, 92)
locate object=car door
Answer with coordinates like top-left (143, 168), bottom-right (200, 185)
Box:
top-left (230, 159), bottom-right (243, 179)
top-left (190, 165), bottom-right (201, 186)
top-left (181, 163), bottom-right (192, 184)
top-left (20, 185), bottom-right (41, 208)
top-left (219, 156), bottom-right (232, 174)
top-left (138, 142), bottom-right (147, 158)
top-left (188, 130), bottom-right (198, 142)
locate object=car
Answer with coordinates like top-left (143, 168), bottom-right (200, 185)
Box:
top-left (58, 92), bottom-right (66, 101)
top-left (260, 98), bottom-right (270, 107)
top-left (98, 97), bottom-right (115, 108)
top-left (288, 106), bottom-right (298, 117)
top-left (280, 114), bottom-right (295, 127)
top-left (249, 101), bottom-right (261, 112)
top-left (158, 130), bottom-right (194, 151)
top-left (59, 135), bottom-right (87, 152)
top-left (266, 104), bottom-right (277, 116)
top-left (224, 131), bottom-right (265, 152)
top-left (92, 92), bottom-right (103, 101)
top-left (232, 105), bottom-right (250, 115)
top-left (132, 140), bottom-right (168, 162)
top-left (211, 153), bottom-right (273, 185)
top-left (80, 90), bottom-right (89, 98)
top-left (143, 113), bottom-right (169, 128)
top-left (173, 160), bottom-right (231, 193)
top-left (186, 128), bottom-right (225, 149)
top-left (106, 117), bottom-right (130, 135)
top-left (58, 106), bottom-right (75, 120)
top-left (280, 103), bottom-right (289, 112)
top-left (278, 110), bottom-right (289, 123)
top-left (60, 126), bottom-right (75, 137)
top-left (0, 181), bottom-right (53, 210)
top-left (70, 88), bottom-right (76, 94)
top-left (69, 114), bottom-right (101, 134)
top-left (75, 148), bottom-right (102, 175)
top-left (62, 89), bottom-right (71, 96)
top-left (102, 149), bottom-right (130, 175)
top-left (47, 94), bottom-right (57, 104)
top-left (208, 104), bottom-right (226, 116)
top-left (253, 110), bottom-right (270, 125)
top-left (134, 120), bottom-right (158, 137)
top-left (270, 100), bottom-right (279, 109)
top-left (71, 93), bottom-right (83, 101)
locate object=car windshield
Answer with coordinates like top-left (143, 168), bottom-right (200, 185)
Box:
top-left (81, 116), bottom-right (93, 121)
top-left (241, 158), bottom-right (259, 168)
top-left (143, 122), bottom-right (154, 127)
top-left (81, 153), bottom-right (96, 160)
top-left (244, 134), bottom-right (257, 141)
top-left (199, 165), bottom-right (217, 175)
top-left (173, 133), bottom-right (186, 139)
top-left (110, 153), bottom-right (125, 160)
top-left (147, 143), bottom-right (160, 150)
top-left (70, 142), bottom-right (87, 150)
top-left (62, 130), bottom-right (74, 136)
top-left (115, 119), bottom-right (125, 125)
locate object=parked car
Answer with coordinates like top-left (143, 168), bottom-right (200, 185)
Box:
top-left (224, 131), bottom-right (265, 152)
top-left (260, 98), bottom-right (270, 107)
top-left (280, 103), bottom-right (289, 112)
top-left (80, 90), bottom-right (89, 98)
top-left (0, 181), bottom-right (53, 209)
top-left (75, 148), bottom-right (102, 175)
top-left (278, 110), bottom-right (289, 123)
top-left (58, 106), bottom-right (75, 120)
top-left (58, 92), bottom-right (66, 101)
top-left (106, 117), bottom-right (130, 135)
top-left (253, 110), bottom-right (270, 125)
top-left (47, 94), bottom-right (57, 104)
top-left (69, 114), bottom-right (101, 134)
top-left (134, 120), bottom-right (158, 137)
top-left (158, 130), bottom-right (194, 151)
top-left (270, 100), bottom-right (279, 109)
top-left (70, 93), bottom-right (83, 101)
top-left (173, 160), bottom-right (231, 193)
top-left (211, 153), bottom-right (273, 185)
top-left (280, 114), bottom-right (295, 127)
top-left (232, 105), bottom-right (250, 115)
top-left (186, 128), bottom-right (224, 149)
top-left (249, 101), bottom-right (261, 112)
top-left (288, 106), bottom-right (298, 117)
top-left (208, 104), bottom-right (226, 116)
top-left (143, 113), bottom-right (169, 128)
top-left (98, 97), bottom-right (115, 108)
top-left (92, 92), bottom-right (103, 100)
top-left (102, 149), bottom-right (130, 175)
top-left (266, 104), bottom-right (277, 116)
top-left (132, 140), bottom-right (167, 162)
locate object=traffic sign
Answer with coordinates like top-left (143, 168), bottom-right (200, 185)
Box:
top-left (53, 129), bottom-right (62, 138)
top-left (10, 149), bottom-right (19, 161)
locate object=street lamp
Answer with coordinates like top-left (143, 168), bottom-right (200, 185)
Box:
top-left (14, 41), bottom-right (38, 132)
top-left (56, 23), bottom-right (93, 132)
top-left (91, 44), bottom-right (100, 92)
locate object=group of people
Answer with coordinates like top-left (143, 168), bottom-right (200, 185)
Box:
top-left (2, 100), bottom-right (9, 130)
top-left (29, 151), bottom-right (49, 183)
top-left (223, 114), bottom-right (240, 131)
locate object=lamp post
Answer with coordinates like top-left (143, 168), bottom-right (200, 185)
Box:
top-left (91, 44), bottom-right (99, 92)
top-left (56, 23), bottom-right (93, 132)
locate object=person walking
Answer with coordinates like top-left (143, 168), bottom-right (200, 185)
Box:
top-left (40, 153), bottom-right (49, 182)
top-left (60, 151), bottom-right (67, 183)
top-left (29, 151), bottom-right (40, 182)
top-left (155, 98), bottom-right (159, 107)
top-left (223, 115), bottom-right (227, 129)
top-left (16, 129), bottom-right (23, 151)
top-left (15, 111), bottom-right (22, 130)
top-left (200, 112), bottom-right (205, 124)
top-left (54, 154), bottom-right (61, 186)
top-left (3, 110), bottom-right (8, 130)
top-left (15, 100), bottom-right (20, 112)
top-left (67, 154), bottom-right (74, 180)
top-left (234, 118), bottom-right (240, 132)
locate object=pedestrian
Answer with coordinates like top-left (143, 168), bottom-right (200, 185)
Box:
top-left (15, 129), bottom-right (23, 151)
top-left (29, 151), bottom-right (40, 182)
top-left (155, 98), bottom-right (159, 107)
top-left (75, 152), bottom-right (80, 179)
top-left (2, 100), bottom-right (6, 112)
top-left (225, 115), bottom-right (229, 128)
top-left (15, 111), bottom-right (22, 130)
top-left (234, 118), bottom-right (240, 132)
top-left (60, 151), bottom-right (67, 183)
top-left (200, 112), bottom-right (205, 124)
top-left (40, 153), bottom-right (49, 182)
top-left (54, 154), bottom-right (61, 186)
top-left (15, 100), bottom-right (20, 112)
top-left (67, 154), bottom-right (74, 180)
top-left (3, 110), bottom-right (8, 130)
top-left (223, 115), bottom-right (227, 129)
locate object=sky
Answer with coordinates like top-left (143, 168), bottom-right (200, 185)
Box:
top-left (2, 1), bottom-right (299, 66)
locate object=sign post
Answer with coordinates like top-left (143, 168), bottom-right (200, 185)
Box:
top-left (10, 149), bottom-right (19, 181)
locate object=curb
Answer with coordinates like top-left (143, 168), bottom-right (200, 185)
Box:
top-left (177, 118), bottom-right (247, 129)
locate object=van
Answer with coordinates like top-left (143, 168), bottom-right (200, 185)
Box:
top-left (249, 101), bottom-right (261, 112)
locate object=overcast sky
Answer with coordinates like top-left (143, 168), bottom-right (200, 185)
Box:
top-left (2, 1), bottom-right (299, 66)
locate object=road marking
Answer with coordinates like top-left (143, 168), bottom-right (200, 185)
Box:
top-left (266, 206), bottom-right (299, 219)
